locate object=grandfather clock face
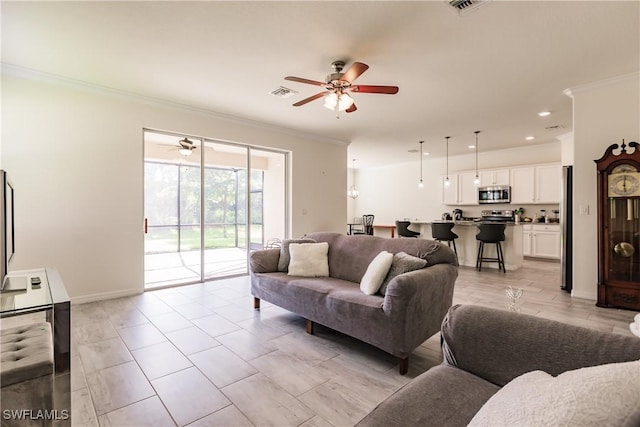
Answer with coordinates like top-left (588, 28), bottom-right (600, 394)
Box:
top-left (608, 164), bottom-right (640, 197)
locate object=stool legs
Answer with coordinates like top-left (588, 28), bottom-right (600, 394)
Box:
top-left (476, 241), bottom-right (506, 273)
top-left (436, 238), bottom-right (458, 255)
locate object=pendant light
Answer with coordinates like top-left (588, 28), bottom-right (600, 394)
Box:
top-left (418, 141), bottom-right (424, 188)
top-left (473, 131), bottom-right (480, 186)
top-left (347, 158), bottom-right (359, 199)
top-left (444, 136), bottom-right (451, 188)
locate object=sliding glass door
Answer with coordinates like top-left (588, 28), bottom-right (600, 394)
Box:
top-left (144, 130), bottom-right (288, 289)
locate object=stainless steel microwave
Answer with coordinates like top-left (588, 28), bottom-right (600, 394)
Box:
top-left (478, 185), bottom-right (511, 204)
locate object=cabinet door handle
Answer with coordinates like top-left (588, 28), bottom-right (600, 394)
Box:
top-left (144, 218), bottom-right (148, 234)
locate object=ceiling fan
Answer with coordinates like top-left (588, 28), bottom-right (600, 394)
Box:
top-left (284, 61), bottom-right (399, 113)
top-left (176, 137), bottom-right (197, 156)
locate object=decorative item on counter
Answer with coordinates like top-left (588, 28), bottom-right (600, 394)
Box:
top-left (538, 209), bottom-right (547, 223)
top-left (514, 207), bottom-right (524, 223)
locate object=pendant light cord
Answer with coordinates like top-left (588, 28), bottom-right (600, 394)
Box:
top-left (475, 131), bottom-right (480, 178)
top-left (445, 136), bottom-right (450, 179)
top-left (419, 141), bottom-right (424, 187)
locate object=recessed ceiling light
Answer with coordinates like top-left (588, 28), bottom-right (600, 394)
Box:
top-left (468, 145), bottom-right (475, 149)
top-left (525, 136), bottom-right (535, 141)
top-left (424, 152), bottom-right (430, 156)
top-left (538, 111), bottom-right (551, 117)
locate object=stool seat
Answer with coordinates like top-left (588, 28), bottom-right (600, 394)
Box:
top-left (396, 220), bottom-right (420, 238)
top-left (476, 223), bottom-right (506, 273)
top-left (431, 222), bottom-right (459, 255)
top-left (1, 323), bottom-right (54, 386)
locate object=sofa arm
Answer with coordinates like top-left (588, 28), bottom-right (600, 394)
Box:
top-left (441, 304), bottom-right (640, 387)
top-left (249, 248), bottom-right (280, 273)
top-left (383, 263), bottom-right (457, 353)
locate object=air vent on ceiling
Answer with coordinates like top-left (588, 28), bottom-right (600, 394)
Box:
top-left (447, 0), bottom-right (490, 15)
top-left (545, 124), bottom-right (565, 130)
top-left (271, 86), bottom-right (297, 99)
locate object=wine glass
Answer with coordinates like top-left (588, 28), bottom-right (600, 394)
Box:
top-left (505, 286), bottom-right (524, 313)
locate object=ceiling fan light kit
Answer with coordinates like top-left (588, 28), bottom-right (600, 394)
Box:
top-left (284, 60), bottom-right (398, 114)
top-left (178, 137), bottom-right (196, 156)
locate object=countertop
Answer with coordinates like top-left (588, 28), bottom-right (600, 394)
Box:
top-left (416, 220), bottom-right (523, 226)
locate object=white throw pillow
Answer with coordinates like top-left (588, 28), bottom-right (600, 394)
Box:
top-left (360, 251), bottom-right (394, 295)
top-left (287, 242), bottom-right (329, 277)
top-left (468, 359), bottom-right (640, 427)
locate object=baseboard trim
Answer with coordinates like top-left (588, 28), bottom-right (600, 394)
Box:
top-left (570, 289), bottom-right (596, 301)
top-left (71, 288), bottom-right (142, 305)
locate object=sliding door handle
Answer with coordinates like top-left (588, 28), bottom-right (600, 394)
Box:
top-left (144, 218), bottom-right (148, 234)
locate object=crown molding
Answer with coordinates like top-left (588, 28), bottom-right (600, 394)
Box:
top-left (1, 62), bottom-right (350, 146)
top-left (564, 71), bottom-right (639, 98)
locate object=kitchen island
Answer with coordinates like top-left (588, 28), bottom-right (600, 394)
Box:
top-left (410, 221), bottom-right (524, 271)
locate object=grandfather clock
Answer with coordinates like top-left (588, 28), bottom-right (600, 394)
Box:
top-left (595, 140), bottom-right (640, 310)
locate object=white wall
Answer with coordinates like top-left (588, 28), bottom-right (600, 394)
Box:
top-left (567, 73), bottom-right (640, 300)
top-left (1, 69), bottom-right (347, 302)
top-left (351, 142), bottom-right (562, 225)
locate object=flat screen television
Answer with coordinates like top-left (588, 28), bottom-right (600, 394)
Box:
top-left (1, 170), bottom-right (16, 288)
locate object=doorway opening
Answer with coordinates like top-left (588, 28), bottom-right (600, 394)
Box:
top-left (143, 130), bottom-right (288, 289)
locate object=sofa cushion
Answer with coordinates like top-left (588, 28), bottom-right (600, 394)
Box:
top-left (304, 232), bottom-right (455, 283)
top-left (360, 251), bottom-right (394, 295)
top-left (287, 242), bottom-right (329, 277)
top-left (1, 323), bottom-right (54, 386)
top-left (468, 359), bottom-right (640, 427)
top-left (356, 365), bottom-right (499, 427)
top-left (379, 251), bottom-right (428, 296)
top-left (277, 238), bottom-right (316, 271)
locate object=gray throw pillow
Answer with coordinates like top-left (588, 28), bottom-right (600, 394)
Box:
top-left (277, 238), bottom-right (316, 272)
top-left (378, 252), bottom-right (427, 296)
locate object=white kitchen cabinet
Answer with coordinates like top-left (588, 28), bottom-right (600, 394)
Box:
top-left (523, 224), bottom-right (533, 256)
top-left (510, 164), bottom-right (561, 204)
top-left (442, 172), bottom-right (478, 205)
top-left (523, 223), bottom-right (561, 259)
top-left (442, 174), bottom-right (459, 205)
top-left (535, 164), bottom-right (561, 203)
top-left (479, 169), bottom-right (509, 186)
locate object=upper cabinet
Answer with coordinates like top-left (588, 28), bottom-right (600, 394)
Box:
top-left (443, 163), bottom-right (561, 206)
top-left (442, 172), bottom-right (478, 205)
top-left (510, 164), bottom-right (561, 204)
top-left (479, 169), bottom-right (509, 187)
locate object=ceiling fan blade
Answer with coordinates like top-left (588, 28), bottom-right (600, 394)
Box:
top-left (345, 103), bottom-right (358, 113)
top-left (351, 85), bottom-right (399, 94)
top-left (292, 92), bottom-right (326, 107)
top-left (285, 76), bottom-right (326, 87)
top-left (339, 62), bottom-right (369, 83)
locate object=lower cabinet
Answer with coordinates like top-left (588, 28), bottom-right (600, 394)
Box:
top-left (523, 224), bottom-right (561, 259)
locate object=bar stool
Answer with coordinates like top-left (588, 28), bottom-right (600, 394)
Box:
top-left (431, 222), bottom-right (458, 255)
top-left (395, 220), bottom-right (420, 238)
top-left (476, 223), bottom-right (506, 273)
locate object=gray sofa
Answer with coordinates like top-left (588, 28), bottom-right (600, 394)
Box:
top-left (357, 304), bottom-right (640, 426)
top-left (249, 232), bottom-right (458, 374)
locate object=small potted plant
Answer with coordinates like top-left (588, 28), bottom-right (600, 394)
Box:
top-left (514, 207), bottom-right (524, 223)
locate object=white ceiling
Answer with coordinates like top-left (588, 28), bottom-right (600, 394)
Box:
top-left (2, 1), bottom-right (638, 168)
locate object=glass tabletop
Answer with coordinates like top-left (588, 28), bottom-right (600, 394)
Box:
top-left (0, 268), bottom-right (53, 316)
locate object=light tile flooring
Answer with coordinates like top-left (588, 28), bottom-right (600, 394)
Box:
top-left (6, 260), bottom-right (639, 426)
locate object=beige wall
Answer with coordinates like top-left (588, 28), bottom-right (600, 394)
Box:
top-left (1, 70), bottom-right (347, 302)
top-left (568, 73), bottom-right (640, 300)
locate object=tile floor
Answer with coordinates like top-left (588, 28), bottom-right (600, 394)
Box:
top-left (6, 260), bottom-right (640, 426)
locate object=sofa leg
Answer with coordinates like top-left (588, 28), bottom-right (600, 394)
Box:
top-left (306, 319), bottom-right (314, 335)
top-left (399, 357), bottom-right (408, 375)
top-left (253, 297), bottom-right (260, 310)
